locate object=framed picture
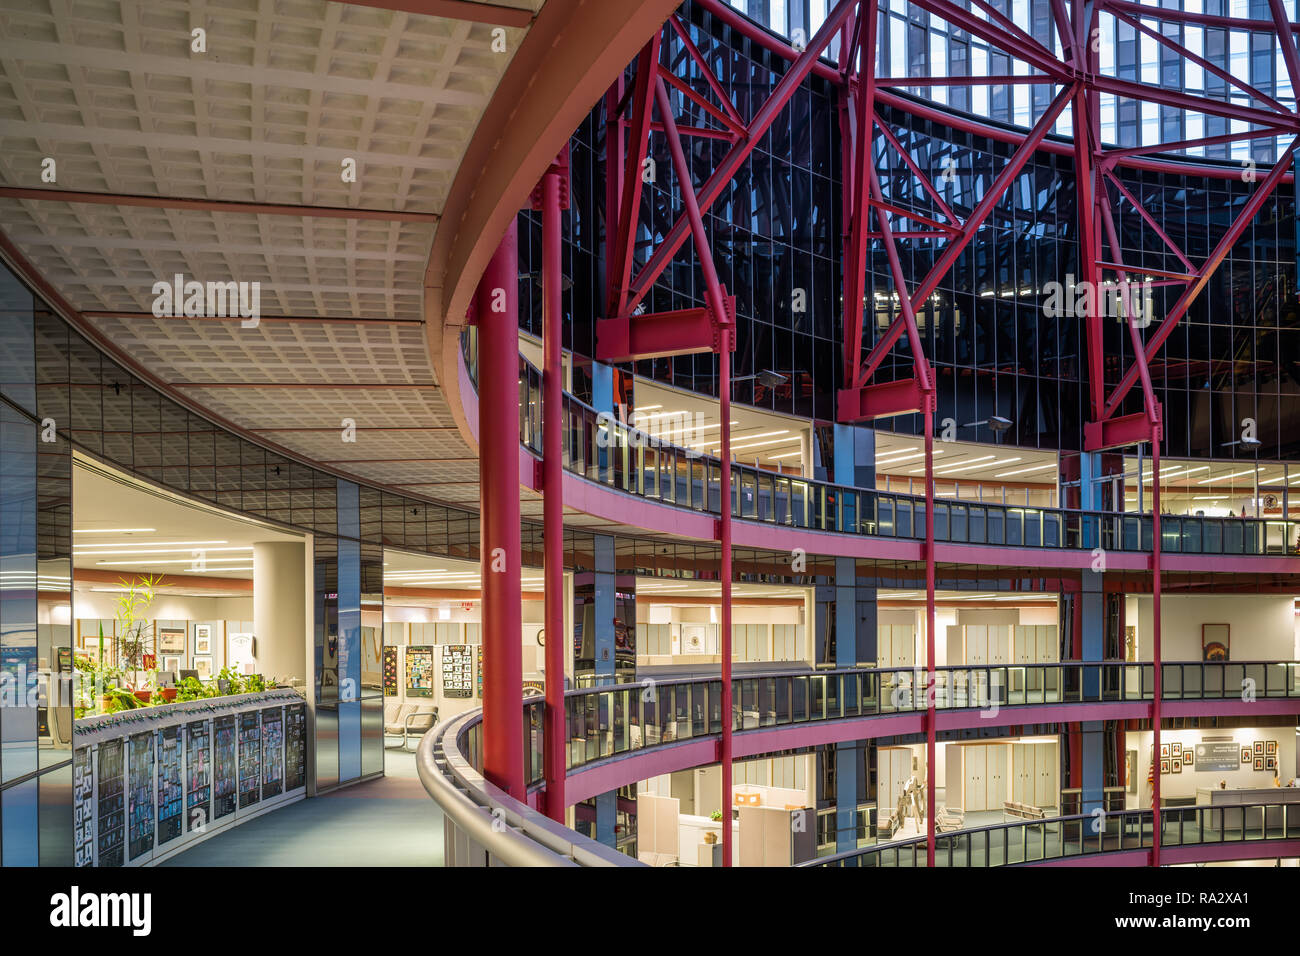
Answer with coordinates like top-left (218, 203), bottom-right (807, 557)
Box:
top-left (1170, 742), bottom-right (1182, 759)
top-left (1242, 748), bottom-right (1252, 763)
top-left (1266, 740), bottom-right (1277, 756)
top-left (1254, 757), bottom-right (1265, 771)
top-left (1160, 759), bottom-right (1170, 774)
top-left (1201, 623), bottom-right (1229, 661)
top-left (194, 625), bottom-right (212, 656)
top-left (1182, 751), bottom-right (1193, 765)
top-left (194, 656), bottom-right (213, 679)
top-left (1160, 743), bottom-right (1169, 758)
top-left (1254, 741), bottom-right (1265, 756)
top-left (162, 656), bottom-right (182, 674)
top-left (157, 626), bottom-right (186, 655)
top-left (1171, 759), bottom-right (1181, 774)
top-left (1266, 756), bottom-right (1277, 771)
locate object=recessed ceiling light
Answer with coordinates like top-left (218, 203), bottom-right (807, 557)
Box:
top-left (73, 528), bottom-right (155, 534)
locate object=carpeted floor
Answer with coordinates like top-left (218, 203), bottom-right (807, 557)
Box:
top-left (159, 749), bottom-right (444, 867)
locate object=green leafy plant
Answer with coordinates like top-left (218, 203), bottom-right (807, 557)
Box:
top-left (113, 575), bottom-right (161, 689)
top-left (710, 810), bottom-right (724, 821)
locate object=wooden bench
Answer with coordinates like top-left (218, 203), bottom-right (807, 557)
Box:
top-left (1003, 800), bottom-right (1046, 821)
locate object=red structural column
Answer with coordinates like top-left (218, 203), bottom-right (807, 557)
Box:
top-left (924, 394), bottom-right (937, 867)
top-left (719, 336), bottom-right (734, 868)
top-left (541, 164), bottom-right (567, 821)
top-left (1151, 433), bottom-right (1163, 867)
top-left (478, 221), bottom-right (524, 799)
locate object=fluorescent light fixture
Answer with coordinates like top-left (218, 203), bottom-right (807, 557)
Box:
top-left (994, 463), bottom-right (1058, 478)
top-left (93, 557), bottom-right (255, 566)
top-left (692, 429), bottom-right (790, 449)
top-left (1196, 469), bottom-right (1259, 484)
top-left (74, 540), bottom-right (230, 548)
top-left (73, 528), bottom-right (155, 534)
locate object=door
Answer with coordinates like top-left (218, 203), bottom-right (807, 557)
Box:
top-left (1035, 743), bottom-right (1057, 809)
top-left (964, 745), bottom-right (986, 812)
top-left (988, 745), bottom-right (1007, 808)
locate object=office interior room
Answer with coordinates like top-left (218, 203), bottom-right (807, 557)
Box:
top-left (874, 433), bottom-right (1060, 507)
top-left (876, 590), bottom-right (1060, 669)
top-left (68, 457), bottom-right (311, 696)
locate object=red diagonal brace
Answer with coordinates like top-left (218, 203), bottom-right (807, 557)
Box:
top-left (1102, 138), bottom-right (1299, 420)
top-left (595, 298), bottom-right (735, 364)
top-left (623, 0), bottom-right (857, 315)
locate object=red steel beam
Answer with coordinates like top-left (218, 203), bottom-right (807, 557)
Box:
top-left (907, 0), bottom-right (1070, 80)
top-left (540, 154), bottom-right (568, 823)
top-left (0, 186), bottom-right (441, 223)
top-left (622, 0), bottom-right (857, 315)
top-left (841, 0), bottom-right (877, 383)
top-left (595, 303), bottom-right (733, 363)
top-left (1100, 170), bottom-right (1193, 272)
top-left (872, 117), bottom-right (960, 226)
top-left (1103, 0), bottom-right (1299, 34)
top-left (1109, 7), bottom-right (1292, 115)
top-left (665, 14), bottom-right (744, 127)
top-left (853, 84), bottom-right (1077, 391)
top-left (1271, 0), bottom-right (1300, 97)
top-left (608, 34), bottom-right (662, 318)
top-left (837, 376), bottom-right (929, 423)
top-left (1101, 125), bottom-right (1294, 162)
top-left (1103, 138), bottom-right (1298, 420)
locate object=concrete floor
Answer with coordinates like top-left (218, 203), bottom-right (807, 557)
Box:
top-left (159, 748), bottom-right (445, 867)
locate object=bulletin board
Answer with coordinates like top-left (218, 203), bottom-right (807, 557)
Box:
top-left (405, 645), bottom-right (435, 697)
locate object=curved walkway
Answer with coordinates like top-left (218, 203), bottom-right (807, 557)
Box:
top-left (160, 752), bottom-right (444, 867)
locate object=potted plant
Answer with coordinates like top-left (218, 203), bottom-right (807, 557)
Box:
top-left (112, 575), bottom-right (160, 692)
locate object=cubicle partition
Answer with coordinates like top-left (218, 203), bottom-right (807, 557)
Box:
top-left (73, 690), bottom-right (308, 867)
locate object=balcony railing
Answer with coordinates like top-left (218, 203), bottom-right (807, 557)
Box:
top-left (464, 336), bottom-right (1300, 557)
top-left (802, 802), bottom-right (1300, 867)
top-left (452, 661), bottom-right (1300, 789)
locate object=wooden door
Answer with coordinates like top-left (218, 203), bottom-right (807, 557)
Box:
top-left (964, 745), bottom-right (986, 811)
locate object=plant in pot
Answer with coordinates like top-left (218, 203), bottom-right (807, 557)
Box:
top-left (705, 808), bottom-right (724, 844)
top-left (112, 574), bottom-right (160, 694)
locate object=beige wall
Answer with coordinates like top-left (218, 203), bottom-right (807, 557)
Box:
top-left (1131, 595), bottom-right (1294, 662)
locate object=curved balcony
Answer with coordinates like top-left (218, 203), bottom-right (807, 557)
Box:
top-left (422, 660), bottom-right (1300, 866)
top-left (802, 803), bottom-right (1300, 868)
top-left (463, 335), bottom-right (1300, 561)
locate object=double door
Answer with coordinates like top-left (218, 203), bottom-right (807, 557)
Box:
top-left (1010, 741), bottom-right (1058, 809)
top-left (946, 743), bottom-right (1008, 812)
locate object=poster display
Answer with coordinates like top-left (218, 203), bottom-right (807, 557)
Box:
top-left (186, 719), bottom-right (211, 832)
top-left (74, 748), bottom-right (94, 867)
top-left (476, 645), bottom-right (483, 698)
top-left (96, 739), bottom-right (125, 867)
top-left (442, 644), bottom-right (474, 698)
top-left (213, 715), bottom-right (237, 819)
top-left (156, 725), bottom-right (183, 845)
top-left (127, 732), bottom-right (156, 861)
top-left (261, 707), bottom-right (284, 798)
top-left (285, 703), bottom-right (307, 791)
top-left (405, 645), bottom-right (435, 697)
top-left (383, 646), bottom-right (398, 694)
top-left (238, 710), bottom-right (261, 809)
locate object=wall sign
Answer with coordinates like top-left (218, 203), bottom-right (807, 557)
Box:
top-left (1194, 741), bottom-right (1240, 772)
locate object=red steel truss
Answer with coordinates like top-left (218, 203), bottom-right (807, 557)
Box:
top-left (593, 0), bottom-right (1300, 869)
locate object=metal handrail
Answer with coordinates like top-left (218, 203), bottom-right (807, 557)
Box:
top-left (801, 800), bottom-right (1300, 867)
top-left (464, 334), bottom-right (1300, 557)
top-left (415, 709), bottom-right (642, 867)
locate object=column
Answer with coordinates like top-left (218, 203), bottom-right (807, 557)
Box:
top-left (253, 541), bottom-right (308, 688)
top-left (478, 222), bottom-right (524, 798)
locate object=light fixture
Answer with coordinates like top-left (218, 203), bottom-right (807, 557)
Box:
top-left (960, 415), bottom-right (1013, 432)
top-left (72, 528), bottom-right (155, 534)
top-left (1221, 437), bottom-right (1262, 449)
top-left (438, 603), bottom-right (451, 621)
top-left (732, 370), bottom-right (789, 388)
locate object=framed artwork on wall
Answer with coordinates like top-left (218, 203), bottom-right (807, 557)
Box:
top-left (1160, 743), bottom-right (1169, 758)
top-left (1242, 748), bottom-right (1252, 763)
top-left (1160, 759), bottom-right (1170, 775)
top-left (1170, 742), bottom-right (1182, 759)
top-left (194, 625), bottom-right (212, 655)
top-left (1266, 740), bottom-right (1277, 755)
top-left (1182, 751), bottom-right (1193, 765)
top-left (1254, 757), bottom-right (1265, 771)
top-left (1266, 756), bottom-right (1277, 771)
top-left (1201, 623), bottom-right (1229, 661)
top-left (162, 656), bottom-right (181, 674)
top-left (157, 625), bottom-right (186, 655)
top-left (194, 656), bottom-right (213, 679)
top-left (1171, 759), bottom-right (1181, 774)
top-left (1254, 741), bottom-right (1265, 756)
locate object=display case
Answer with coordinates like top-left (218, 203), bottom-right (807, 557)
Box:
top-left (73, 690), bottom-right (307, 867)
